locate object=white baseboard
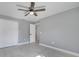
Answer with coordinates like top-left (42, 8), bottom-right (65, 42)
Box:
top-left (0, 43), bottom-right (17, 48)
top-left (0, 42), bottom-right (29, 48)
top-left (17, 42), bottom-right (29, 46)
top-left (39, 43), bottom-right (79, 57)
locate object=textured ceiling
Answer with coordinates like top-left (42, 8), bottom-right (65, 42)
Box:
top-left (0, 2), bottom-right (79, 22)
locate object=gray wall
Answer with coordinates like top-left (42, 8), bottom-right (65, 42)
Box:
top-left (37, 7), bottom-right (79, 53)
top-left (0, 15), bottom-right (31, 43)
top-left (19, 20), bottom-right (30, 43)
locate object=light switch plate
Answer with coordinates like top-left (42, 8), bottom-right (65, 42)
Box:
top-left (40, 32), bottom-right (42, 34)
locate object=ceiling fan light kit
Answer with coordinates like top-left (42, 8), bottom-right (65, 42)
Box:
top-left (16, 2), bottom-right (46, 16)
top-left (30, 12), bottom-right (34, 15)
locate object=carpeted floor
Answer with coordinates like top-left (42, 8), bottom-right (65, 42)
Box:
top-left (0, 43), bottom-right (76, 57)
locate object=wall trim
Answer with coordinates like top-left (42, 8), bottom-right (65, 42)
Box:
top-left (16, 42), bottom-right (29, 46)
top-left (0, 43), bottom-right (17, 48)
top-left (39, 43), bottom-right (79, 57)
top-left (0, 42), bottom-right (29, 48)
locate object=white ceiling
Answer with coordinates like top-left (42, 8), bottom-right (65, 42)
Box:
top-left (0, 2), bottom-right (79, 22)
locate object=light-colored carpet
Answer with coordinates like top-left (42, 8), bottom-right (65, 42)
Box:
top-left (0, 43), bottom-right (76, 57)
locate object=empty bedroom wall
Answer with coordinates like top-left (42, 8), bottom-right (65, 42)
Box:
top-left (37, 7), bottom-right (79, 53)
top-left (0, 15), bottom-right (31, 44)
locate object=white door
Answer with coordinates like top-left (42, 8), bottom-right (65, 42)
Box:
top-left (30, 24), bottom-right (36, 43)
top-left (0, 19), bottom-right (18, 48)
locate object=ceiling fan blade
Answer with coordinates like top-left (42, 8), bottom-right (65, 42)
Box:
top-left (16, 4), bottom-right (28, 8)
top-left (34, 8), bottom-right (46, 12)
top-left (18, 9), bottom-right (29, 11)
top-left (25, 12), bottom-right (30, 16)
top-left (30, 2), bottom-right (35, 8)
top-left (34, 13), bottom-right (38, 16)
top-left (35, 6), bottom-right (46, 9)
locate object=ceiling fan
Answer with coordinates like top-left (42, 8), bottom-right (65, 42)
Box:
top-left (16, 2), bottom-right (46, 16)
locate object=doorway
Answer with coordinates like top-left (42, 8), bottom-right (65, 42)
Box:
top-left (30, 24), bottom-right (36, 43)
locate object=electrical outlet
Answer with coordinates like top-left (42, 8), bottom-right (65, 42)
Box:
top-left (24, 39), bottom-right (26, 41)
top-left (51, 42), bottom-right (55, 44)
